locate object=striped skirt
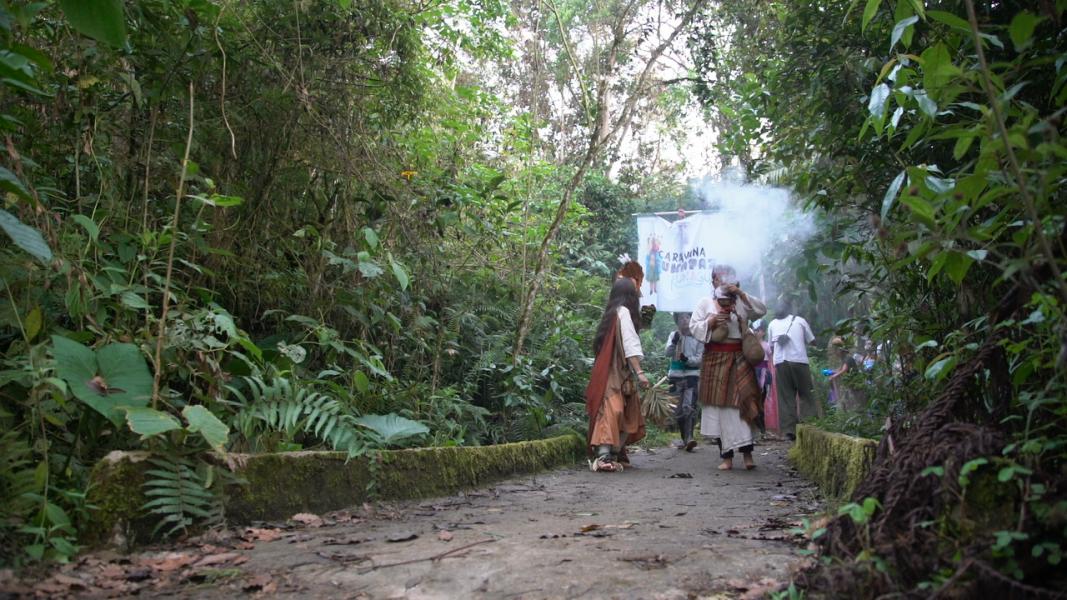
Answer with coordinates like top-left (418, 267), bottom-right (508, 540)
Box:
top-left (698, 342), bottom-right (762, 426)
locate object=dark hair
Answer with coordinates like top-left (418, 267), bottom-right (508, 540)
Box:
top-left (777, 295), bottom-right (794, 316)
top-left (593, 278), bottom-right (641, 354)
top-left (617, 261), bottom-right (644, 289)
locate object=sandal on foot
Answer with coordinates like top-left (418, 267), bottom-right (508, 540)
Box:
top-left (717, 461), bottom-right (733, 471)
top-left (590, 456), bottom-right (621, 472)
top-left (685, 440), bottom-right (697, 452)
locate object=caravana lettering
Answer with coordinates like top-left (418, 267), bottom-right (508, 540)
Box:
top-left (668, 247), bottom-right (706, 262)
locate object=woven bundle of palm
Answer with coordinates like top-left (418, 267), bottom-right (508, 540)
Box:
top-left (641, 376), bottom-right (675, 428)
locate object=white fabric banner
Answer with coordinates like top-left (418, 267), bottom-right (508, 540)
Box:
top-left (635, 213), bottom-right (718, 312)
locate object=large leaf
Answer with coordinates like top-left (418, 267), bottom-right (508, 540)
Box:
top-left (25, 306), bottom-right (42, 341)
top-left (125, 407), bottom-right (181, 440)
top-left (354, 414), bottom-right (429, 447)
top-left (51, 335), bottom-right (96, 394)
top-left (891, 16), bottom-right (918, 50)
top-left (881, 170), bottom-right (906, 221)
top-left (0, 208), bottom-right (53, 264)
top-left (183, 405), bottom-right (230, 452)
top-left (96, 343), bottom-right (153, 409)
top-left (1008, 11), bottom-right (1042, 52)
top-left (51, 336), bottom-right (151, 424)
top-left (58, 0), bottom-right (127, 47)
top-left (363, 227), bottom-right (379, 249)
top-left (0, 166), bottom-right (30, 199)
top-left (358, 259), bottom-right (384, 278)
top-left (867, 83), bottom-right (891, 118)
top-left (925, 356), bottom-right (958, 382)
top-left (353, 370), bottom-right (370, 394)
top-left (921, 43), bottom-right (961, 94)
top-left (942, 251), bottom-right (974, 285)
top-left (927, 10), bottom-right (970, 32)
top-left (389, 255), bottom-right (410, 291)
top-left (861, 0), bottom-right (882, 32)
top-left (191, 193), bottom-right (243, 207)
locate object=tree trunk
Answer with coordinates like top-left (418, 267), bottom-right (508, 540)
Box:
top-left (510, 0), bottom-right (708, 360)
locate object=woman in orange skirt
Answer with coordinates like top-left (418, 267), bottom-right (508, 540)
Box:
top-left (585, 277), bottom-right (650, 471)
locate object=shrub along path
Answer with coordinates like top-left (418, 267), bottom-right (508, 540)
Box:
top-left (6, 439), bottom-right (820, 598)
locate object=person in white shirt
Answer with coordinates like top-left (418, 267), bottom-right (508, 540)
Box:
top-left (689, 266), bottom-right (767, 471)
top-left (766, 298), bottom-right (816, 439)
top-left (585, 277), bottom-right (650, 472)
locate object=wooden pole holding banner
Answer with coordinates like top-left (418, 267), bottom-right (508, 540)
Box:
top-left (630, 209), bottom-right (719, 219)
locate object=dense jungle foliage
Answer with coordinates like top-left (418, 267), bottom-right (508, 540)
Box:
top-left (693, 0), bottom-right (1066, 596)
top-left (1, 0), bottom-right (1065, 596)
top-left (0, 0), bottom-right (704, 565)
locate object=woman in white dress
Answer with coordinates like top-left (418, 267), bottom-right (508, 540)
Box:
top-left (689, 277), bottom-right (767, 470)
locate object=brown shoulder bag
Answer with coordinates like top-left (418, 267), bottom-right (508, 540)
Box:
top-left (742, 327), bottom-right (765, 366)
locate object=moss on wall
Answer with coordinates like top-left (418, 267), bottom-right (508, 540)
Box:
top-left (788, 424), bottom-right (877, 501)
top-left (82, 451), bottom-right (155, 548)
top-left (86, 434), bottom-right (585, 547)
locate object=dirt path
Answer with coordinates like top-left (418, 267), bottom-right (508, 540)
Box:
top-left (7, 439), bottom-right (820, 599)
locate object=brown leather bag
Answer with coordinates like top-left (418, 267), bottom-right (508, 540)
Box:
top-left (742, 327), bottom-right (765, 365)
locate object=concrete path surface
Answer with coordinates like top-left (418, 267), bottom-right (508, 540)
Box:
top-left (4, 439), bottom-right (820, 599)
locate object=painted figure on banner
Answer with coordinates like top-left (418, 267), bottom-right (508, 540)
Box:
top-left (645, 234), bottom-right (662, 297)
top-left (675, 208), bottom-right (690, 249)
top-left (635, 213), bottom-right (717, 312)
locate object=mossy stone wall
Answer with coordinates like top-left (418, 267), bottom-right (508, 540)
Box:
top-left (83, 451), bottom-right (156, 548)
top-left (788, 424), bottom-right (877, 500)
top-left (85, 434), bottom-right (584, 547)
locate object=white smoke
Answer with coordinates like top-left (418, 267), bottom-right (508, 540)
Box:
top-left (690, 168), bottom-right (816, 301)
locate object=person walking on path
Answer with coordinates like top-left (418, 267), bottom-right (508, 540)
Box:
top-left (585, 277), bottom-right (650, 472)
top-left (752, 320), bottom-right (778, 436)
top-left (666, 312), bottom-right (703, 451)
top-left (828, 336), bottom-right (864, 412)
top-left (690, 271), bottom-right (767, 471)
top-left (767, 299), bottom-right (816, 440)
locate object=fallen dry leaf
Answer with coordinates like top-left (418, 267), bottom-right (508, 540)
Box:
top-left (580, 524), bottom-right (601, 533)
top-left (726, 578), bottom-right (749, 590)
top-left (291, 512), bottom-right (325, 527)
top-left (34, 580), bottom-right (71, 595)
top-left (148, 552), bottom-right (196, 572)
top-left (53, 573), bottom-right (88, 587)
top-left (243, 527), bottom-right (282, 542)
top-left (740, 577), bottom-right (783, 600)
top-left (125, 567), bottom-right (152, 582)
top-left (97, 564), bottom-right (126, 579)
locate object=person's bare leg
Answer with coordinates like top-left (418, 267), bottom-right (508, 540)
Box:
top-left (743, 451), bottom-right (755, 470)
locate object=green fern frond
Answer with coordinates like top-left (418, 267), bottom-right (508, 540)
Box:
top-left (142, 456), bottom-right (221, 538)
top-left (227, 375), bottom-right (365, 455)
